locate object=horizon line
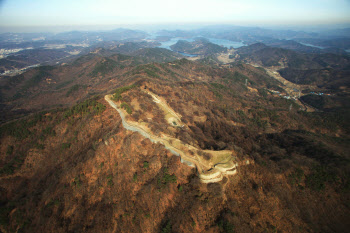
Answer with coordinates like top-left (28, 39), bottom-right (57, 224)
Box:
top-left (1, 22), bottom-right (350, 34)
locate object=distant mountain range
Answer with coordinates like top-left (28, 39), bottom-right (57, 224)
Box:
top-left (1, 25), bottom-right (349, 75)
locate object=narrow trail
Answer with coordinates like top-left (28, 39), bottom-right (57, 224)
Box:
top-left (104, 94), bottom-right (240, 183)
top-left (105, 95), bottom-right (201, 169)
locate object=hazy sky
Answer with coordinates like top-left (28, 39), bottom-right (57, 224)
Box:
top-left (0, 0), bottom-right (350, 28)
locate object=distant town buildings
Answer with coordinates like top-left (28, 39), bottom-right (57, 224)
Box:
top-left (0, 47), bottom-right (33, 57)
top-left (266, 88), bottom-right (333, 102)
top-left (0, 64), bottom-right (40, 76)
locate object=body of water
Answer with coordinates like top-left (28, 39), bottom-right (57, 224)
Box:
top-left (177, 52), bottom-right (197, 57)
top-left (206, 38), bottom-right (245, 48)
top-left (156, 37), bottom-right (245, 57)
top-left (158, 37), bottom-right (245, 50)
top-left (158, 37), bottom-right (195, 50)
